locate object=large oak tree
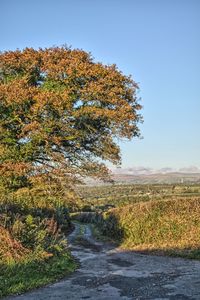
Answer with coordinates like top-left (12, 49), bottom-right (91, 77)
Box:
top-left (0, 47), bottom-right (142, 194)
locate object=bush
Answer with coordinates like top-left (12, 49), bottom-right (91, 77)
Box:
top-left (0, 190), bottom-right (76, 297)
top-left (0, 189), bottom-right (73, 263)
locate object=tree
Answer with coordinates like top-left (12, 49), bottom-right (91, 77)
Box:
top-left (0, 46), bottom-right (142, 193)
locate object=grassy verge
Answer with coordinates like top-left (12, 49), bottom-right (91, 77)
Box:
top-left (0, 252), bottom-right (77, 298)
top-left (109, 198), bottom-right (200, 259)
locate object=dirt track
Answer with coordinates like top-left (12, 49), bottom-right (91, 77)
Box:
top-left (6, 222), bottom-right (200, 299)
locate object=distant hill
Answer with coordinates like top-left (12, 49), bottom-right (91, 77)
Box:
top-left (111, 172), bottom-right (200, 184)
top-left (83, 169), bottom-right (200, 185)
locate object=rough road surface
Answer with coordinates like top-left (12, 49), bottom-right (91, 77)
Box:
top-left (7, 222), bottom-right (200, 300)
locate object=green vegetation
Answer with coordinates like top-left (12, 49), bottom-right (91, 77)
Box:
top-left (0, 192), bottom-right (77, 298)
top-left (0, 252), bottom-right (76, 298)
top-left (102, 198), bottom-right (200, 258)
top-left (75, 184), bottom-right (200, 259)
top-left (76, 183), bottom-right (200, 210)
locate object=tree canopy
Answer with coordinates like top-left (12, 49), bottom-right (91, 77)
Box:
top-left (0, 46), bottom-right (142, 193)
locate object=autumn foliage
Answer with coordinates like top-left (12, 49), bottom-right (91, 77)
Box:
top-left (0, 46), bottom-right (141, 193)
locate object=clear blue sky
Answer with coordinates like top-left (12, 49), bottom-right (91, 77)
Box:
top-left (1, 0), bottom-right (200, 169)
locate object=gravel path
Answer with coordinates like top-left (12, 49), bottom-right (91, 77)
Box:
top-left (6, 222), bottom-right (200, 300)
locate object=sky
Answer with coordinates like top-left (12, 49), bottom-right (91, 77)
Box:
top-left (1, 0), bottom-right (200, 170)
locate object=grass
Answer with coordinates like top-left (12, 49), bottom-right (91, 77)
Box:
top-left (0, 252), bottom-right (77, 298)
top-left (104, 198), bottom-right (200, 259)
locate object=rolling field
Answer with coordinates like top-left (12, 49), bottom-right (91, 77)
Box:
top-left (76, 183), bottom-right (200, 210)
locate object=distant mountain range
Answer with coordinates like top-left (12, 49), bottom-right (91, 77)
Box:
top-left (111, 166), bottom-right (200, 175)
top-left (110, 166), bottom-right (200, 184)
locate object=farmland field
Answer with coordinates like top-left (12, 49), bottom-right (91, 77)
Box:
top-left (75, 183), bottom-right (200, 211)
